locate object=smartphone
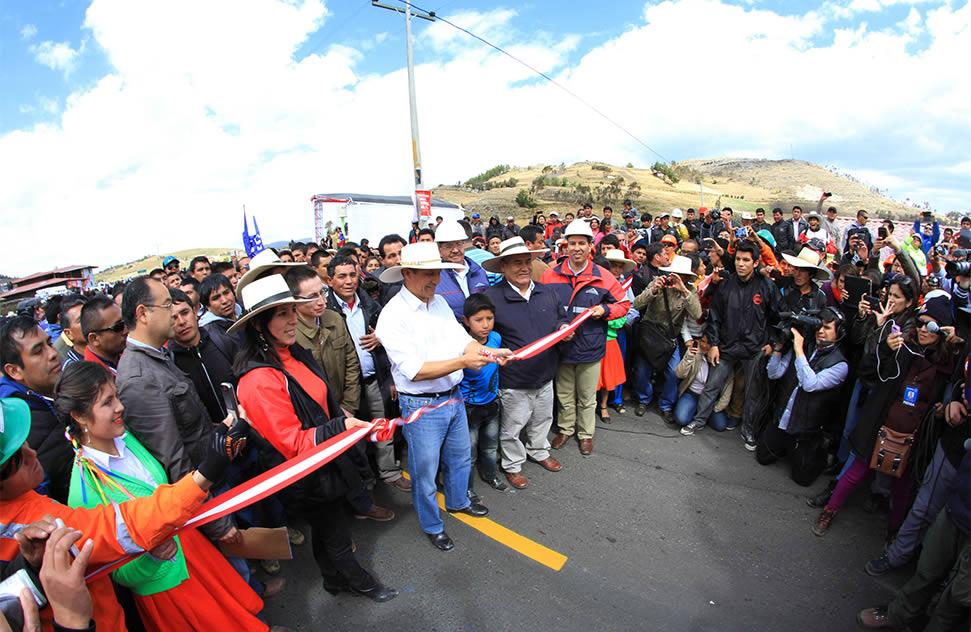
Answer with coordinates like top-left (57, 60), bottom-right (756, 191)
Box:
top-left (863, 295), bottom-right (881, 310)
top-left (734, 227), bottom-right (747, 239)
top-left (53, 518), bottom-right (81, 558)
top-left (702, 238), bottom-right (715, 249)
top-left (878, 227), bottom-right (888, 240)
top-left (220, 382), bottom-right (240, 423)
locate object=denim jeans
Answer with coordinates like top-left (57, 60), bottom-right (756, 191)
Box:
top-left (634, 345), bottom-right (681, 412)
top-left (466, 400), bottom-right (500, 488)
top-left (837, 379), bottom-right (868, 462)
top-left (400, 393), bottom-right (472, 534)
top-left (673, 391), bottom-right (731, 430)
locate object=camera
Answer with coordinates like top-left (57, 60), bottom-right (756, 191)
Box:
top-left (953, 249), bottom-right (969, 259)
top-left (735, 227), bottom-right (748, 239)
top-left (934, 244), bottom-right (948, 257)
top-left (775, 309), bottom-right (823, 343)
top-left (946, 260), bottom-right (971, 278)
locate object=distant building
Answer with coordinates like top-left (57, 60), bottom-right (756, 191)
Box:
top-left (0, 265), bottom-right (98, 301)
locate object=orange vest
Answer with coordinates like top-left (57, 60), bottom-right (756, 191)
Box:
top-left (0, 475), bottom-right (206, 631)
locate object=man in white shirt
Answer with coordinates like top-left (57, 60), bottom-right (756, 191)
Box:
top-left (375, 243), bottom-right (512, 552)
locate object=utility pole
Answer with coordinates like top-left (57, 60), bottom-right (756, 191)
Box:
top-left (371, 1), bottom-right (436, 224)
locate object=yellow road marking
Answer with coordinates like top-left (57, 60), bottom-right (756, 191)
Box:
top-left (401, 471), bottom-right (568, 571)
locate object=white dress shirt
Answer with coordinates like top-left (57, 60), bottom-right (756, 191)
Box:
top-left (454, 266), bottom-right (470, 297)
top-left (375, 285), bottom-right (473, 394)
top-left (82, 435), bottom-right (158, 487)
top-left (507, 279), bottom-right (535, 301)
top-left (334, 293), bottom-right (376, 378)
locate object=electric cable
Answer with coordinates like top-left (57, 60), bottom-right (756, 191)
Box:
top-left (388, 0), bottom-right (671, 163)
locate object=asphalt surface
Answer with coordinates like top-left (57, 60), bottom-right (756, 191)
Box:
top-left (261, 408), bottom-right (911, 632)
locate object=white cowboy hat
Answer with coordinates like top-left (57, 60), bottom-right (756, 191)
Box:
top-left (482, 237), bottom-right (548, 273)
top-left (602, 249), bottom-right (636, 273)
top-left (236, 249), bottom-right (306, 294)
top-left (782, 247), bottom-right (832, 281)
top-left (378, 242), bottom-right (464, 283)
top-left (228, 274), bottom-right (314, 334)
top-left (563, 219), bottom-right (594, 239)
top-left (741, 211), bottom-right (754, 221)
top-left (434, 221), bottom-right (468, 243)
top-left (658, 255), bottom-right (695, 277)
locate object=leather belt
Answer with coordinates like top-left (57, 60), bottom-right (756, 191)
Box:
top-left (398, 386), bottom-right (458, 399)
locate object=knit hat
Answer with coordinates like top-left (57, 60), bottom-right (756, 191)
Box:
top-left (919, 295), bottom-right (953, 327)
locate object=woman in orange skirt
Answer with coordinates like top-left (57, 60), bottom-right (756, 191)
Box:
top-left (596, 251), bottom-right (636, 421)
top-left (58, 362), bottom-right (278, 632)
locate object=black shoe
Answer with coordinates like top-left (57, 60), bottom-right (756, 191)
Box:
top-left (481, 475), bottom-right (509, 491)
top-left (427, 531), bottom-right (454, 551)
top-left (350, 583), bottom-right (399, 603)
top-left (322, 577), bottom-right (350, 596)
top-left (447, 501), bottom-right (489, 517)
top-left (660, 409), bottom-right (675, 425)
top-left (635, 403), bottom-right (648, 417)
top-left (468, 489), bottom-right (482, 504)
top-left (806, 480), bottom-right (837, 508)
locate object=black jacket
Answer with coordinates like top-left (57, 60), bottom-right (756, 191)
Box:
top-left (771, 220), bottom-right (795, 252)
top-left (771, 345), bottom-right (848, 435)
top-left (706, 272), bottom-right (781, 359)
top-left (484, 282), bottom-right (568, 390)
top-left (171, 326), bottom-right (239, 424)
top-left (325, 287), bottom-right (398, 419)
top-left (237, 344), bottom-right (370, 510)
top-left (850, 338), bottom-right (956, 460)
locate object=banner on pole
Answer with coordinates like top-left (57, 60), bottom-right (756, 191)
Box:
top-left (415, 189), bottom-right (432, 218)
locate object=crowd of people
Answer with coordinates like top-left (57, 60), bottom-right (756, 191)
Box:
top-left (1, 194), bottom-right (969, 631)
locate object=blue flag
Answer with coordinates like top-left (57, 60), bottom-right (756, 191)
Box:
top-left (242, 211), bottom-right (265, 257)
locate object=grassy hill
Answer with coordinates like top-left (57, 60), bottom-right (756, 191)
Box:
top-left (434, 158), bottom-right (922, 224)
top-left (97, 247), bottom-right (236, 284)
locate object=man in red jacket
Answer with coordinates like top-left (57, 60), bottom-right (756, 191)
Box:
top-left (541, 220), bottom-right (630, 455)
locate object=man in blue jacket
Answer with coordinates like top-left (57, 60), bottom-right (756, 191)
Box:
top-left (484, 237), bottom-right (570, 489)
top-left (434, 221), bottom-right (490, 320)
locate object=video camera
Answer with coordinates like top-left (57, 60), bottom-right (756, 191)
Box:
top-left (775, 309), bottom-right (823, 343)
top-left (946, 260), bottom-right (971, 279)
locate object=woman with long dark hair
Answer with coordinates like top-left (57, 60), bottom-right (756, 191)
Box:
top-left (57, 361), bottom-right (276, 631)
top-left (231, 274), bottom-right (397, 602)
top-left (812, 296), bottom-right (960, 536)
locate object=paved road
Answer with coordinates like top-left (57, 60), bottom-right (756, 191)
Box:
top-left (261, 409), bottom-right (909, 631)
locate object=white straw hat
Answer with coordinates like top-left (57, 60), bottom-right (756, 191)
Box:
top-left (482, 237), bottom-right (548, 273)
top-left (782, 247), bottom-right (832, 281)
top-left (236, 249), bottom-right (306, 294)
top-left (434, 221), bottom-right (468, 243)
top-left (378, 242), bottom-right (464, 283)
top-left (603, 249), bottom-right (636, 273)
top-left (228, 274), bottom-right (313, 334)
top-left (658, 255), bottom-right (695, 277)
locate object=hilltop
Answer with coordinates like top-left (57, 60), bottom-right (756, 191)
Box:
top-left (97, 247), bottom-right (236, 284)
top-left (434, 158), bottom-right (923, 222)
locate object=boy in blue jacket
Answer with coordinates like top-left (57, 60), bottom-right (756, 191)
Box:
top-left (459, 294), bottom-right (506, 498)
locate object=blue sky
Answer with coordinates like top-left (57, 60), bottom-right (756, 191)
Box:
top-left (1, 0), bottom-right (969, 274)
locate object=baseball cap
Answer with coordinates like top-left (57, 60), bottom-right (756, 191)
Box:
top-left (162, 256), bottom-right (179, 267)
top-left (0, 398), bottom-right (31, 467)
top-left (660, 235), bottom-right (678, 247)
top-left (471, 212), bottom-right (480, 219)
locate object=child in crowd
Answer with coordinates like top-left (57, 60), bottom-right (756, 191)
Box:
top-left (674, 335), bottom-right (734, 434)
top-left (460, 294), bottom-right (505, 499)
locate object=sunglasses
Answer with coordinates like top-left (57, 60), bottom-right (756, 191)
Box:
top-left (917, 319), bottom-right (939, 331)
top-left (93, 319), bottom-right (128, 334)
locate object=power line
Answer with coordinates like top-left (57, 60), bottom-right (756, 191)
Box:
top-left (388, 0), bottom-right (670, 164)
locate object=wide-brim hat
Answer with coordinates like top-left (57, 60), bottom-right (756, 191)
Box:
top-left (658, 255), bottom-right (695, 277)
top-left (782, 247), bottom-right (832, 281)
top-left (228, 274), bottom-right (314, 334)
top-left (482, 237), bottom-right (548, 273)
top-left (237, 248), bottom-right (306, 294)
top-left (434, 221), bottom-right (468, 243)
top-left (0, 397), bottom-right (31, 466)
top-left (378, 242), bottom-right (464, 283)
top-left (602, 249), bottom-right (636, 273)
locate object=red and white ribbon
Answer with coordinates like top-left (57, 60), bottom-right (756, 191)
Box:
top-left (620, 276), bottom-right (633, 293)
top-left (510, 308), bottom-right (594, 360)
top-left (86, 400), bottom-right (451, 581)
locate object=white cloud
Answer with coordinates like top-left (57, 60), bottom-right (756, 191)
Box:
top-left (20, 24), bottom-right (37, 40)
top-left (29, 40), bottom-right (81, 74)
top-left (1, 0), bottom-right (969, 275)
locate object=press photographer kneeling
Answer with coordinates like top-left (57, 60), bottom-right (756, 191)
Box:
top-left (756, 308), bottom-right (848, 487)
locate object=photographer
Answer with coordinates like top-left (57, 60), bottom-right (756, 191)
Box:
top-left (756, 308), bottom-right (848, 487)
top-left (632, 256), bottom-right (702, 422)
top-left (812, 296), bottom-right (960, 536)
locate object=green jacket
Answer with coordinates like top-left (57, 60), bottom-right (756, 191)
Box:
top-left (67, 433), bottom-right (189, 596)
